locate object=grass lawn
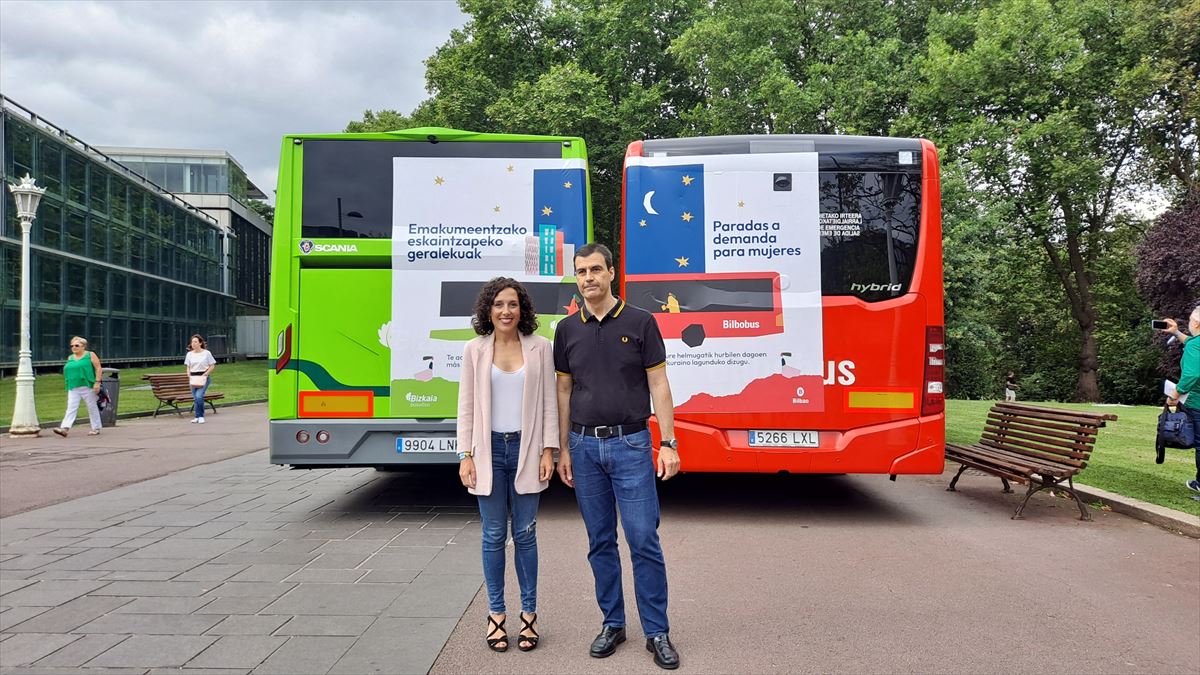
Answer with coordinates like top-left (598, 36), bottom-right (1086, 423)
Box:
top-left (0, 360), bottom-right (270, 428)
top-left (946, 399), bottom-right (1199, 517)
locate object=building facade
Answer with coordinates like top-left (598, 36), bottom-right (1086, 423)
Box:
top-left (0, 95), bottom-right (236, 367)
top-left (97, 147), bottom-right (272, 316)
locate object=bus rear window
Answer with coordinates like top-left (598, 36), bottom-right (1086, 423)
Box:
top-left (819, 171), bottom-right (921, 301)
top-left (300, 139), bottom-right (563, 239)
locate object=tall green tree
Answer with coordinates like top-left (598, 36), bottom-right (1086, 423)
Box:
top-left (917, 0), bottom-right (1161, 401)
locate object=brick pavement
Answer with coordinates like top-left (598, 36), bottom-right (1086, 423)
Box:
top-left (0, 452), bottom-right (481, 674)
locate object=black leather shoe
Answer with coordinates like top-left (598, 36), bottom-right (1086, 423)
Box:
top-left (646, 634), bottom-right (680, 670)
top-left (589, 625), bottom-right (626, 658)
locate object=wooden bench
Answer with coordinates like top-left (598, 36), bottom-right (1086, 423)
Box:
top-left (142, 373), bottom-right (224, 418)
top-left (945, 402), bottom-right (1117, 521)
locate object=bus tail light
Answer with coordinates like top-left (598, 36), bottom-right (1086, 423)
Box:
top-left (316, 430), bottom-right (331, 444)
top-left (922, 326), bottom-right (945, 416)
top-left (295, 430), bottom-right (310, 444)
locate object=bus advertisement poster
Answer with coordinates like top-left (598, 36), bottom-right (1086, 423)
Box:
top-left (384, 156), bottom-right (589, 417)
top-left (623, 152), bottom-right (825, 413)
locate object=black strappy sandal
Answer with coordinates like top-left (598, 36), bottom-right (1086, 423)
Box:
top-left (517, 612), bottom-right (539, 651)
top-left (487, 614), bottom-right (508, 652)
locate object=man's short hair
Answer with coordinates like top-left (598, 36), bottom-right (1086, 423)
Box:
top-left (574, 242), bottom-right (613, 270)
top-left (1191, 304), bottom-right (1200, 325)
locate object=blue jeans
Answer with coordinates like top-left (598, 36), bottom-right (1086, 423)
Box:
top-left (1187, 405), bottom-right (1200, 482)
top-left (570, 428), bottom-right (669, 638)
top-left (477, 431), bottom-right (540, 615)
top-left (191, 376), bottom-right (210, 419)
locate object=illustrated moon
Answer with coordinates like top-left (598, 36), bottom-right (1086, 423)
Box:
top-left (643, 191), bottom-right (658, 215)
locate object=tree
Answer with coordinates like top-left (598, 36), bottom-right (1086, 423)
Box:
top-left (917, 0), bottom-right (1161, 401)
top-left (247, 199), bottom-right (274, 226)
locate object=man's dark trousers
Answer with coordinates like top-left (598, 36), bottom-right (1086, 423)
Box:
top-left (570, 428), bottom-right (669, 637)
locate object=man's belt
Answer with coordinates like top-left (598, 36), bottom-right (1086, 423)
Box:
top-left (571, 421), bottom-right (648, 438)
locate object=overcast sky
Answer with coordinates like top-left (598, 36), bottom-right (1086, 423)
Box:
top-left (0, 0), bottom-right (467, 202)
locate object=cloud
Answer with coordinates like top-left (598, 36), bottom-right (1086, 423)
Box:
top-left (0, 0), bottom-right (467, 202)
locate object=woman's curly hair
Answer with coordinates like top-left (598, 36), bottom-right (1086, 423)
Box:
top-left (472, 277), bottom-right (538, 336)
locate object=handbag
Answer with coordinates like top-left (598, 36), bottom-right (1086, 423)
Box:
top-left (189, 373), bottom-right (209, 387)
top-left (96, 385), bottom-right (111, 411)
top-left (1155, 404), bottom-right (1195, 464)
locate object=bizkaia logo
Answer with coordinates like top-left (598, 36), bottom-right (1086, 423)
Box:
top-left (404, 392), bottom-right (438, 406)
top-left (851, 282), bottom-right (902, 293)
top-left (299, 240), bottom-right (359, 254)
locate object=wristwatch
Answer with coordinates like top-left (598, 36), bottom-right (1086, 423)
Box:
top-left (660, 438), bottom-right (678, 450)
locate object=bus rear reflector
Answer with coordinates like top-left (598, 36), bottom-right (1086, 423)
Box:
top-left (922, 326), bottom-right (945, 416)
top-left (299, 391), bottom-right (374, 418)
top-left (847, 391), bottom-right (915, 410)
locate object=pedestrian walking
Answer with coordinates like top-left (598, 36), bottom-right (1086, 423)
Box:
top-left (1160, 308), bottom-right (1200, 494)
top-left (1004, 371), bottom-right (1019, 402)
top-left (52, 336), bottom-right (103, 437)
top-left (553, 243), bottom-right (682, 670)
top-left (456, 277), bottom-right (557, 653)
top-left (185, 335), bottom-right (216, 424)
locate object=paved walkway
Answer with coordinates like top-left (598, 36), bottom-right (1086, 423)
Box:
top-left (1, 406), bottom-right (1198, 673)
top-left (1, 453), bottom-right (481, 673)
top-left (2, 404), bottom-right (268, 517)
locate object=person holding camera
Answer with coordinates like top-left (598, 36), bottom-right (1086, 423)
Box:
top-left (1160, 306), bottom-right (1200, 494)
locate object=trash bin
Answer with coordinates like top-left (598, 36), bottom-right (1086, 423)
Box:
top-left (100, 367), bottom-right (120, 428)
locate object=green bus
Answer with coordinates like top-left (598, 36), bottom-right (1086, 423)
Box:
top-left (269, 127), bottom-right (592, 468)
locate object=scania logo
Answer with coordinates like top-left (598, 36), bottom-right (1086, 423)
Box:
top-left (299, 240), bottom-right (359, 254)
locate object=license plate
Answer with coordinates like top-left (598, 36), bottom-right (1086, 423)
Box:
top-left (748, 430), bottom-right (819, 448)
top-left (396, 436), bottom-right (457, 454)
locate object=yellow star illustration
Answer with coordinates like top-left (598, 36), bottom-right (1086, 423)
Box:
top-left (681, 212), bottom-right (694, 222)
top-left (738, 200), bottom-right (746, 208)
top-left (506, 165), bottom-right (514, 172)
top-left (493, 206), bottom-right (501, 213)
top-left (675, 257), bottom-right (689, 267)
top-left (681, 175), bottom-right (694, 186)
top-left (563, 181), bottom-right (573, 189)
top-left (638, 219), bottom-right (647, 227)
top-left (541, 206), bottom-right (553, 217)
top-left (434, 176), bottom-right (445, 185)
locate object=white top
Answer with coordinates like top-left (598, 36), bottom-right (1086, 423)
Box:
top-left (185, 349), bottom-right (216, 374)
top-left (490, 364), bottom-right (524, 433)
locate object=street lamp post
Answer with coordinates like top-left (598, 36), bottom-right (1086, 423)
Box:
top-left (8, 174), bottom-right (46, 438)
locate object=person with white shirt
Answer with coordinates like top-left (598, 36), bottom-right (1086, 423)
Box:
top-left (184, 334), bottom-right (217, 424)
top-left (456, 278), bottom-right (558, 653)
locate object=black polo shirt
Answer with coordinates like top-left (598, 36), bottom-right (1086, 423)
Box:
top-left (554, 298), bottom-right (667, 426)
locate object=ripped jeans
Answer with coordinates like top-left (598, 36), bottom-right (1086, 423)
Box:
top-left (477, 430), bottom-right (540, 615)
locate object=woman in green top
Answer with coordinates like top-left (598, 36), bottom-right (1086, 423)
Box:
top-left (52, 335), bottom-right (104, 437)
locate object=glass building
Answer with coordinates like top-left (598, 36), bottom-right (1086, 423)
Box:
top-left (99, 148), bottom-right (272, 316)
top-left (0, 95), bottom-right (236, 367)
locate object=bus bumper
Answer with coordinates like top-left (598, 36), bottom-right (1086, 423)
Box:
top-left (269, 419), bottom-right (458, 468)
top-left (650, 414), bottom-right (945, 474)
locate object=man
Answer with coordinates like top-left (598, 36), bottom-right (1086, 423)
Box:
top-left (554, 243), bottom-right (681, 670)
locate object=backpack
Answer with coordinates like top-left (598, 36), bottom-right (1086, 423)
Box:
top-left (1155, 404), bottom-right (1194, 464)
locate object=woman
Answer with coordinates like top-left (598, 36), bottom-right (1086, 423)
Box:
top-left (1162, 306), bottom-right (1200, 494)
top-left (185, 334), bottom-right (217, 424)
top-left (52, 336), bottom-right (103, 437)
top-left (456, 277), bottom-right (557, 652)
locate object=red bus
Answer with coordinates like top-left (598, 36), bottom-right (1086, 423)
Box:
top-left (621, 135), bottom-right (944, 475)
